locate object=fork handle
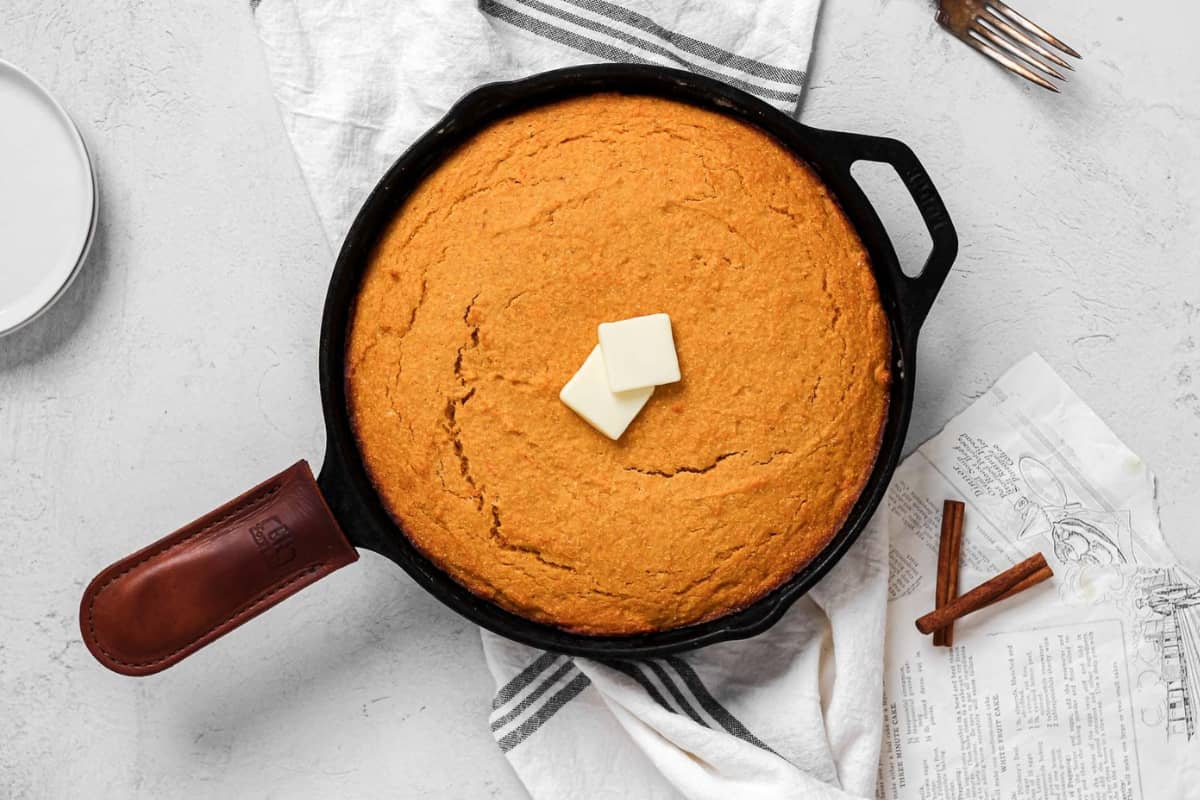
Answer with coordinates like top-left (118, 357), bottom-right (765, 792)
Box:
top-left (815, 130), bottom-right (958, 339)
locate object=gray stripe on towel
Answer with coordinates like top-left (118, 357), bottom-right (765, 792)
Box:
top-left (497, 672), bottom-right (593, 752)
top-left (492, 651), bottom-right (563, 710)
top-left (480, 0), bottom-right (801, 104)
top-left (606, 660), bottom-right (680, 714)
top-left (561, 0), bottom-right (805, 84)
top-left (491, 660), bottom-right (577, 731)
top-left (644, 660), bottom-right (709, 726)
top-left (664, 656), bottom-right (777, 754)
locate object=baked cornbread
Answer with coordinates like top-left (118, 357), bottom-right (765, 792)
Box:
top-left (346, 94), bottom-right (890, 634)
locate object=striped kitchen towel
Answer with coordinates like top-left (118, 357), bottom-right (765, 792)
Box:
top-left (252, 0), bottom-right (821, 249)
top-left (481, 517), bottom-right (888, 800)
top-left (250, 3), bottom-right (890, 798)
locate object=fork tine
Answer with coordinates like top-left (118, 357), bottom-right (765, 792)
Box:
top-left (982, 12), bottom-right (1073, 70)
top-left (988, 0), bottom-right (1082, 58)
top-left (972, 25), bottom-right (1065, 81)
top-left (965, 33), bottom-right (1060, 92)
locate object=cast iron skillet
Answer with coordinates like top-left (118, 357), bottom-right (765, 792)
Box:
top-left (80, 64), bottom-right (956, 676)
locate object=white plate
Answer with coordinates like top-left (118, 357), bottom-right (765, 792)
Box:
top-left (0, 59), bottom-right (97, 337)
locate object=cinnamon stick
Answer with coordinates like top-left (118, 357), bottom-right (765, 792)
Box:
top-left (915, 552), bottom-right (1051, 635)
top-left (933, 500), bottom-right (965, 647)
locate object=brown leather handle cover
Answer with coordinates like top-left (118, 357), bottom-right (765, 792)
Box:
top-left (80, 460), bottom-right (358, 676)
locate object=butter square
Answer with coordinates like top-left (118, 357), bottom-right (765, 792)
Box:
top-left (597, 313), bottom-right (681, 392)
top-left (560, 345), bottom-right (654, 440)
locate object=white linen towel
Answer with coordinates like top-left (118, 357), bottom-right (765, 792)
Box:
top-left (250, 3), bottom-right (890, 798)
top-left (252, 0), bottom-right (822, 248)
top-left (481, 524), bottom-right (888, 800)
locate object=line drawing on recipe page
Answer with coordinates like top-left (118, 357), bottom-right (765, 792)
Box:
top-left (1007, 454), bottom-right (1200, 742)
top-left (1013, 455), bottom-right (1134, 566)
top-left (1135, 568), bottom-right (1200, 741)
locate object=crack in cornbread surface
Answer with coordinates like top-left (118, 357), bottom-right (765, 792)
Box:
top-left (347, 94), bottom-right (890, 634)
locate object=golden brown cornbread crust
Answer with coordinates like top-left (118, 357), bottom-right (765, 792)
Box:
top-left (346, 94), bottom-right (891, 635)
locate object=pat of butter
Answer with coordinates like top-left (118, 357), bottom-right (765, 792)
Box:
top-left (560, 345), bottom-right (654, 440)
top-left (597, 313), bottom-right (681, 392)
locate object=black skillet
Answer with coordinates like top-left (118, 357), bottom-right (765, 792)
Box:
top-left (80, 64), bottom-right (956, 676)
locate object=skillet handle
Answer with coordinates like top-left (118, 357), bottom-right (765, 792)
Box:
top-left (79, 460), bottom-right (358, 676)
top-left (817, 130), bottom-right (958, 335)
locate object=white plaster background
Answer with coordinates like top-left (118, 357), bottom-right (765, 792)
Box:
top-left (1, 1), bottom-right (1197, 797)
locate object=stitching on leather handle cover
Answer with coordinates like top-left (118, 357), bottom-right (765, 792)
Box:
top-left (79, 460), bottom-right (358, 676)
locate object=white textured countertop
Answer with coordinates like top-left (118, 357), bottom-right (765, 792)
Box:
top-left (2, 1), bottom-right (1197, 797)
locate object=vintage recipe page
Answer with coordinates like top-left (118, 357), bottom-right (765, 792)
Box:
top-left (877, 354), bottom-right (1199, 799)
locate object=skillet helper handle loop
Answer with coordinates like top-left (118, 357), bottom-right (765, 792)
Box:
top-left (822, 130), bottom-right (958, 334)
top-left (79, 460), bottom-right (357, 677)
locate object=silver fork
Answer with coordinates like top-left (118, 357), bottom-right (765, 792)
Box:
top-left (936, 0), bottom-right (1081, 92)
